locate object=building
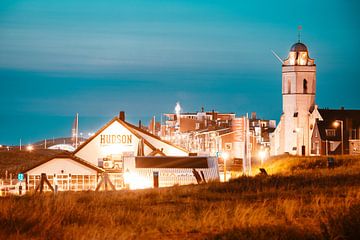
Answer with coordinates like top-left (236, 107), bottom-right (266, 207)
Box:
top-left (25, 154), bottom-right (104, 191)
top-left (160, 106), bottom-right (276, 176)
top-left (249, 112), bottom-right (276, 157)
top-left (271, 41), bottom-right (322, 156)
top-left (311, 108), bottom-right (360, 155)
top-left (24, 112), bottom-right (219, 191)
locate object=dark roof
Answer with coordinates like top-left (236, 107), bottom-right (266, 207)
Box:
top-left (24, 153), bottom-right (104, 173)
top-left (290, 42), bottom-right (308, 52)
top-left (318, 109), bottom-right (360, 121)
top-left (135, 156), bottom-right (209, 168)
top-left (316, 108), bottom-right (360, 140)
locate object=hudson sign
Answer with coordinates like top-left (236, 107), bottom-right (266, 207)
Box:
top-left (100, 134), bottom-right (133, 145)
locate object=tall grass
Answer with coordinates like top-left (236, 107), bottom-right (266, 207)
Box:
top-left (0, 173), bottom-right (359, 239)
top-left (1, 154), bottom-right (360, 239)
top-left (256, 154), bottom-right (360, 176)
top-left (0, 149), bottom-right (64, 178)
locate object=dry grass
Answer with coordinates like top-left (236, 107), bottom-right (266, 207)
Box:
top-left (0, 149), bottom-right (64, 178)
top-left (257, 154), bottom-right (360, 176)
top-left (0, 154), bottom-right (360, 239)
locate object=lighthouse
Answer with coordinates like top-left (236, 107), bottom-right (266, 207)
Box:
top-left (272, 40), bottom-right (319, 156)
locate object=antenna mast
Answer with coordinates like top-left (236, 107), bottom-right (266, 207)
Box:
top-left (271, 50), bottom-right (284, 64)
top-left (298, 25), bottom-right (302, 43)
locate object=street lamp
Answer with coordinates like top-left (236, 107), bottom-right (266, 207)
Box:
top-left (258, 149), bottom-right (266, 167)
top-left (333, 120), bottom-right (344, 155)
top-left (222, 152), bottom-right (229, 182)
top-left (296, 128), bottom-right (305, 156)
top-left (26, 145), bottom-right (34, 152)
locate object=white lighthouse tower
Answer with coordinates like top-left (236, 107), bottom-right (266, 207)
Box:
top-left (272, 39), bottom-right (317, 156)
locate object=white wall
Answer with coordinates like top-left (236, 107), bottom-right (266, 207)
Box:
top-left (75, 121), bottom-right (140, 166)
top-left (27, 158), bottom-right (98, 175)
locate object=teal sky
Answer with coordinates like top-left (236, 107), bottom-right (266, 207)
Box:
top-left (0, 0), bottom-right (359, 145)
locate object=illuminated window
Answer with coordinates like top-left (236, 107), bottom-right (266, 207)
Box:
top-left (289, 52), bottom-right (296, 65)
top-left (298, 52), bottom-right (308, 65)
top-left (326, 129), bottom-right (336, 137)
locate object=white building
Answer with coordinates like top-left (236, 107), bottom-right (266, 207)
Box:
top-left (25, 112), bottom-right (219, 191)
top-left (271, 41), bottom-right (322, 156)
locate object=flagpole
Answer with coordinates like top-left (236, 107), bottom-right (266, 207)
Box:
top-left (76, 113), bottom-right (79, 148)
top-left (153, 116), bottom-right (156, 134)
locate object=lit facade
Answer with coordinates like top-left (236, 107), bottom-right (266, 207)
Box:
top-left (271, 41), bottom-right (321, 156)
top-left (24, 112), bottom-right (219, 191)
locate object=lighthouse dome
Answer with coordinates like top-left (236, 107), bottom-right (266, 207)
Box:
top-left (290, 42), bottom-right (308, 52)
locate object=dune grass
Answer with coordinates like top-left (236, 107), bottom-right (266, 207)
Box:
top-left (0, 149), bottom-right (64, 178)
top-left (256, 154), bottom-right (360, 176)
top-left (0, 154), bottom-right (360, 239)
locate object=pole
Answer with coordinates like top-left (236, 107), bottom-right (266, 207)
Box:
top-left (224, 158), bottom-right (227, 182)
top-left (19, 138), bottom-right (22, 151)
top-left (153, 116), bottom-right (156, 134)
top-left (302, 128), bottom-right (305, 148)
top-left (44, 139), bottom-right (47, 149)
top-left (302, 127), bottom-right (305, 156)
top-left (326, 140), bottom-right (328, 156)
top-left (75, 113), bottom-right (79, 148)
top-left (341, 120), bottom-right (344, 155)
top-left (242, 116), bottom-right (247, 175)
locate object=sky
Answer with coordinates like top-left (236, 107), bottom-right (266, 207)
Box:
top-left (0, 0), bottom-right (360, 145)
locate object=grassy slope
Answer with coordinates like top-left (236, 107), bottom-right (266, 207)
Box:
top-left (0, 155), bottom-right (359, 239)
top-left (259, 154), bottom-right (360, 175)
top-left (0, 149), bottom-right (65, 177)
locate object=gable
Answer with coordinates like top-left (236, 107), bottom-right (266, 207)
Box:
top-left (26, 157), bottom-right (99, 175)
top-left (74, 119), bottom-right (142, 166)
top-left (311, 106), bottom-right (323, 121)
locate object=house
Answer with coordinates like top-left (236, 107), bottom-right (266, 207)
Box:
top-left (24, 111), bottom-right (219, 191)
top-left (311, 108), bottom-right (360, 155)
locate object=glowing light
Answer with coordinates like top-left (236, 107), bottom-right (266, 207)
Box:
top-left (258, 150), bottom-right (266, 160)
top-left (289, 52), bottom-right (296, 65)
top-left (175, 102), bottom-right (181, 115)
top-left (298, 52), bottom-right (308, 65)
top-left (258, 149), bottom-right (268, 166)
top-left (333, 121), bottom-right (340, 128)
top-left (124, 171), bottom-right (152, 190)
top-left (222, 152), bottom-right (229, 161)
top-left (26, 145), bottom-right (34, 151)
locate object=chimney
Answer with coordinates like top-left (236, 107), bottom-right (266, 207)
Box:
top-left (251, 112), bottom-right (257, 120)
top-left (138, 120), bottom-right (142, 128)
top-left (119, 111), bottom-right (125, 121)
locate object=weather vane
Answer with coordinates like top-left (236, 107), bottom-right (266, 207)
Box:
top-left (298, 25), bottom-right (302, 43)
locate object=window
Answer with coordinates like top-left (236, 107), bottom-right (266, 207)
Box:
top-left (303, 79), bottom-right (308, 93)
top-left (287, 79), bottom-right (291, 94)
top-left (351, 129), bottom-right (357, 139)
top-left (326, 129), bottom-right (336, 137)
